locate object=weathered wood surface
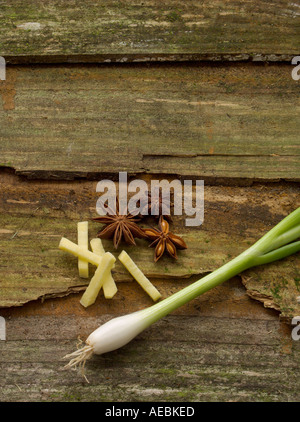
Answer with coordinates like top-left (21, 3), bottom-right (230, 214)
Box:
top-left (1, 0), bottom-right (299, 63)
top-left (0, 64), bottom-right (299, 181)
top-left (0, 284), bottom-right (299, 402)
top-left (0, 2), bottom-right (300, 401)
top-left (0, 171), bottom-right (299, 321)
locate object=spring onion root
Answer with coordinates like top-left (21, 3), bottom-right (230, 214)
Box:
top-left (63, 206), bottom-right (300, 371)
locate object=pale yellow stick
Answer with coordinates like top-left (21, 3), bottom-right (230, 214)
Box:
top-left (90, 239), bottom-right (118, 299)
top-left (80, 252), bottom-right (116, 308)
top-left (77, 222), bottom-right (89, 278)
top-left (90, 238), bottom-right (105, 256)
top-left (118, 250), bottom-right (161, 302)
top-left (59, 237), bottom-right (102, 266)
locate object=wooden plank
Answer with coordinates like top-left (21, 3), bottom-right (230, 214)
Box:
top-left (0, 0), bottom-right (299, 63)
top-left (0, 63), bottom-right (299, 181)
top-left (0, 310), bottom-right (299, 401)
top-left (0, 171), bottom-right (299, 320)
top-left (1, 249), bottom-right (298, 401)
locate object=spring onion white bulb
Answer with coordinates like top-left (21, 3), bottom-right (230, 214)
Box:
top-left (64, 207), bottom-right (300, 370)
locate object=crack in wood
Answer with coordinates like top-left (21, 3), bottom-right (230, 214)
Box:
top-left (4, 53), bottom-right (297, 65)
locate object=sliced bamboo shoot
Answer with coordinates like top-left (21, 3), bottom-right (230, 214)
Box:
top-left (90, 238), bottom-right (105, 256)
top-left (59, 237), bottom-right (102, 266)
top-left (80, 252), bottom-right (116, 308)
top-left (77, 221), bottom-right (89, 278)
top-left (90, 238), bottom-right (118, 299)
top-left (118, 250), bottom-right (161, 302)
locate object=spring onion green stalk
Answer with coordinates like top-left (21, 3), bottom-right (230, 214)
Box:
top-left (63, 207), bottom-right (300, 370)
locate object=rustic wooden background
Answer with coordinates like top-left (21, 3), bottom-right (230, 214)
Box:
top-left (0, 0), bottom-right (299, 402)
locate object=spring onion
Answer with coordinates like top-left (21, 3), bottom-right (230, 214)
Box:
top-left (64, 206), bottom-right (300, 370)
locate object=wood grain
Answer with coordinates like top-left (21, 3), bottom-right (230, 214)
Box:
top-left (1, 0), bottom-right (299, 63)
top-left (0, 300), bottom-right (299, 401)
top-left (0, 171), bottom-right (299, 320)
top-left (0, 63), bottom-right (299, 181)
top-left (1, 0), bottom-right (299, 404)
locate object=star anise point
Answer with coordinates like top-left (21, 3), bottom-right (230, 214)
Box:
top-left (93, 199), bottom-right (146, 249)
top-left (144, 216), bottom-right (187, 262)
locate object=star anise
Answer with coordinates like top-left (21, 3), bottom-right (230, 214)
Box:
top-left (92, 200), bottom-right (147, 249)
top-left (144, 216), bottom-right (187, 262)
top-left (140, 188), bottom-right (172, 221)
